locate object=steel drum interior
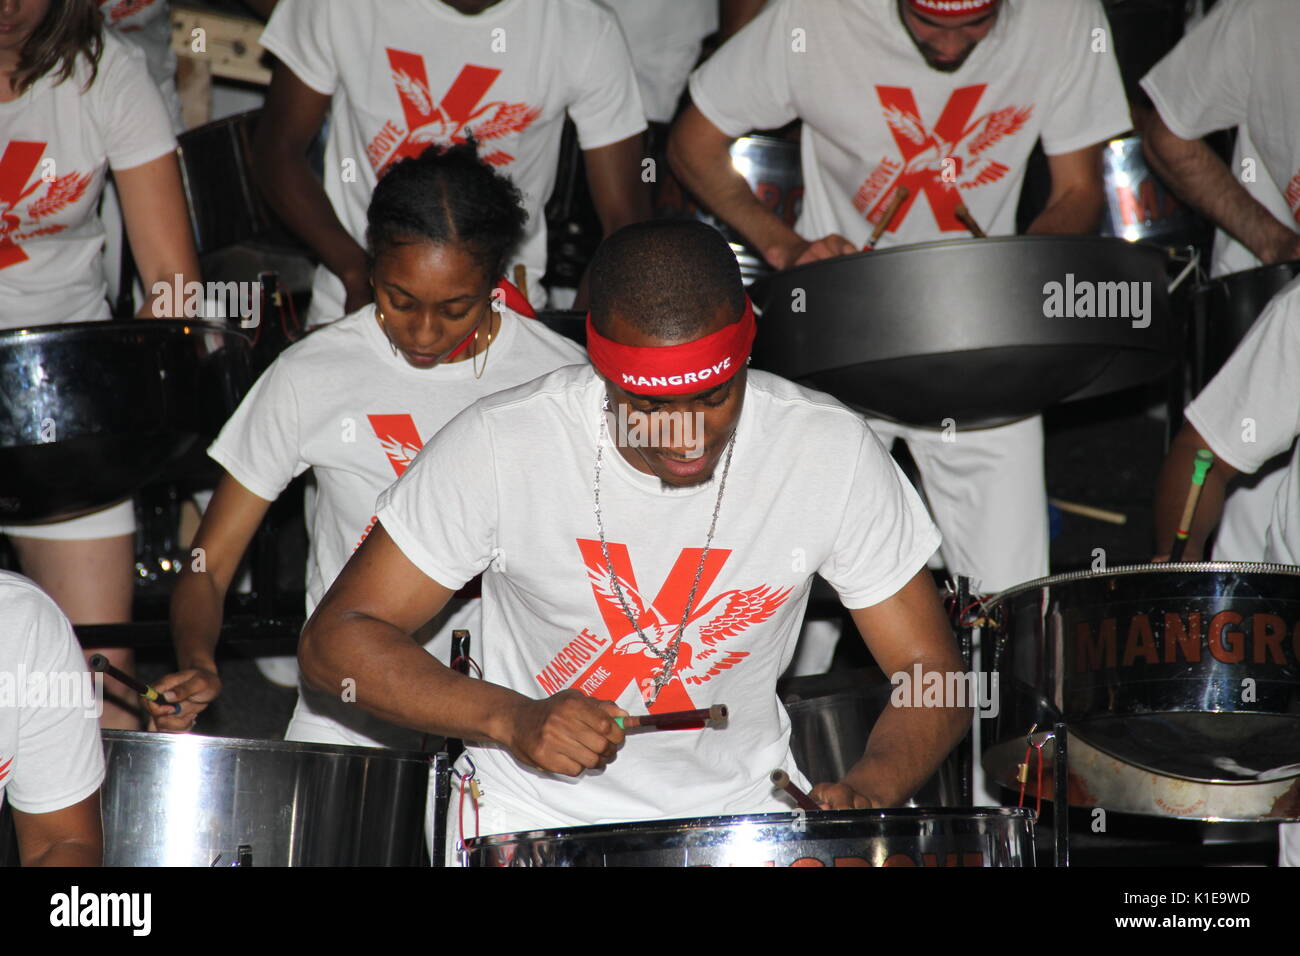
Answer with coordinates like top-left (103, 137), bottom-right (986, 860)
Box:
top-left (778, 668), bottom-right (959, 805)
top-left (983, 563), bottom-right (1300, 789)
top-left (464, 807), bottom-right (1034, 867)
top-left (93, 731), bottom-right (429, 867)
top-left (751, 236), bottom-right (1177, 428)
top-left (0, 320), bottom-right (251, 522)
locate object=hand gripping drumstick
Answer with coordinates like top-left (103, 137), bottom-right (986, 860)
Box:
top-left (1170, 449), bottom-right (1215, 563)
top-left (88, 653), bottom-right (182, 715)
top-left (770, 769), bottom-right (820, 812)
top-left (863, 186), bottom-right (910, 251)
top-left (614, 704), bottom-right (728, 731)
top-left (954, 204), bottom-right (986, 239)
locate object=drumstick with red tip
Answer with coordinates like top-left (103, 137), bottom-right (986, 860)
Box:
top-left (614, 704), bottom-right (728, 731)
top-left (954, 204), bottom-right (986, 238)
top-left (770, 769), bottom-right (820, 812)
top-left (863, 186), bottom-right (910, 250)
top-left (88, 653), bottom-right (182, 715)
top-left (1170, 449), bottom-right (1215, 563)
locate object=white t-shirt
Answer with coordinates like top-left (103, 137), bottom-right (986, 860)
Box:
top-left (98, 0), bottom-right (182, 129)
top-left (260, 0), bottom-right (647, 324)
top-left (376, 364), bottom-right (941, 834)
top-left (602, 0), bottom-right (717, 123)
top-left (689, 0), bottom-right (1131, 247)
top-left (0, 571), bottom-right (105, 816)
top-left (0, 33), bottom-right (176, 328)
top-left (1184, 277), bottom-right (1300, 564)
top-left (1140, 0), bottom-right (1300, 278)
top-left (208, 303), bottom-right (586, 744)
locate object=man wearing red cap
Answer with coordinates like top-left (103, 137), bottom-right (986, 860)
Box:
top-left (299, 220), bottom-right (969, 855)
top-left (668, 0), bottom-right (1131, 602)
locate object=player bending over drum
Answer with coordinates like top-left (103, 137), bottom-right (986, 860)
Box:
top-left (300, 219), bottom-right (970, 854)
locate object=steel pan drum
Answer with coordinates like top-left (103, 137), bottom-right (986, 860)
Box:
top-left (751, 237), bottom-right (1177, 428)
top-left (658, 134), bottom-right (803, 286)
top-left (1100, 135), bottom-right (1201, 247)
top-left (177, 110), bottom-right (270, 256)
top-left (982, 563), bottom-right (1300, 787)
top-left (93, 731), bottom-right (428, 866)
top-left (463, 807), bottom-right (1034, 867)
top-left (0, 320), bottom-right (252, 521)
top-left (779, 668), bottom-right (959, 805)
top-left (1196, 262), bottom-right (1300, 389)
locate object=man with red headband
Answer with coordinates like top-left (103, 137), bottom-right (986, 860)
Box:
top-left (300, 220), bottom-right (968, 853)
top-left (669, 0), bottom-right (1131, 601)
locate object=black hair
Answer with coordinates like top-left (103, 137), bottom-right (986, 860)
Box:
top-left (589, 219), bottom-right (746, 340)
top-left (366, 139), bottom-right (527, 280)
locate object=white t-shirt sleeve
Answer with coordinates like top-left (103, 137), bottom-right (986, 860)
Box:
top-left (567, 10), bottom-right (649, 150)
top-left (207, 356), bottom-right (308, 503)
top-left (1139, 0), bottom-right (1251, 140)
top-left (260, 0), bottom-right (339, 97)
top-left (5, 590), bottom-right (105, 815)
top-left (688, 0), bottom-right (797, 139)
top-left (375, 405), bottom-right (499, 590)
top-left (1038, 0), bottom-right (1132, 155)
top-left (96, 40), bottom-right (177, 171)
top-left (1184, 289), bottom-right (1300, 475)
top-left (819, 423), bottom-right (942, 609)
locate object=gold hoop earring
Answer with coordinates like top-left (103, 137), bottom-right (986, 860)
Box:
top-left (375, 306), bottom-right (399, 358)
top-left (472, 320), bottom-right (492, 379)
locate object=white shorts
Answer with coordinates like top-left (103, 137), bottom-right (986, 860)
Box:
top-left (0, 498), bottom-right (136, 540)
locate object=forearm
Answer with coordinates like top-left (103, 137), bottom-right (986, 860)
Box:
top-left (1026, 184), bottom-right (1105, 236)
top-left (169, 569), bottom-right (227, 672)
top-left (668, 110), bottom-right (800, 265)
top-left (300, 612), bottom-right (530, 744)
top-left (254, 146), bottom-right (367, 288)
top-left (842, 676), bottom-right (970, 806)
top-left (1143, 122), bottom-right (1294, 260)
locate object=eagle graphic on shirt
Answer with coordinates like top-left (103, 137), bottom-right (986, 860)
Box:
top-left (98, 0), bottom-right (161, 26)
top-left (0, 755), bottom-right (11, 785)
top-left (367, 48), bottom-right (541, 175)
top-left (1286, 170), bottom-right (1300, 224)
top-left (853, 84), bottom-right (1033, 235)
top-left (532, 540), bottom-right (795, 710)
top-left (0, 142), bottom-right (94, 270)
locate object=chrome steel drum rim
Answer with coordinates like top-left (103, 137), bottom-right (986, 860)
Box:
top-left (986, 561), bottom-right (1300, 605)
top-left (101, 729), bottom-right (431, 763)
top-left (0, 318), bottom-right (248, 344)
top-left (470, 806), bottom-right (1035, 848)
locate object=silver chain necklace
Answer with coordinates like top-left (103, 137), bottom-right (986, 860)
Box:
top-left (593, 395), bottom-right (736, 705)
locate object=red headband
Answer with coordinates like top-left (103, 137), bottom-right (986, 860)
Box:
top-left (586, 298), bottom-right (757, 397)
top-left (908, 0), bottom-right (996, 17)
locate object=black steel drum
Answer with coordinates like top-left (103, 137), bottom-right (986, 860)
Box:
top-left (463, 807), bottom-right (1034, 867)
top-left (177, 110), bottom-right (270, 257)
top-left (751, 237), bottom-right (1178, 428)
top-left (1195, 261), bottom-right (1300, 390)
top-left (982, 563), bottom-right (1300, 788)
top-left (658, 134), bottom-right (803, 286)
top-left (2, 731), bottom-right (430, 866)
top-left (778, 669), bottom-right (959, 806)
top-left (1100, 135), bottom-right (1201, 248)
top-left (0, 320), bottom-right (252, 521)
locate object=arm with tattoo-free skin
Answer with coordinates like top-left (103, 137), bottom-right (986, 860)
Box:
top-left (299, 524), bottom-right (628, 775)
top-left (252, 65), bottom-right (372, 314)
top-left (1024, 144), bottom-right (1107, 236)
top-left (810, 569), bottom-right (971, 810)
top-left (12, 793), bottom-right (102, 867)
top-left (668, 104), bottom-right (854, 271)
top-left (1142, 112), bottom-right (1300, 265)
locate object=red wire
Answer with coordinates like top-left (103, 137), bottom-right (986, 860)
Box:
top-left (1017, 743), bottom-right (1031, 808)
top-left (457, 768), bottom-right (481, 853)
